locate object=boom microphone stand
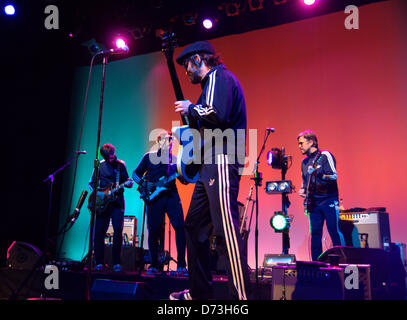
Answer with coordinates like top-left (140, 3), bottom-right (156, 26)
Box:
top-left (10, 156), bottom-right (85, 300)
top-left (250, 128), bottom-right (273, 294)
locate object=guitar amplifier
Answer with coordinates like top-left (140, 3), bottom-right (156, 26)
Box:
top-left (339, 211), bottom-right (391, 249)
top-left (105, 216), bottom-right (138, 246)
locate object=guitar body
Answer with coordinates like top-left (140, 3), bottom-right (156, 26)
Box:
top-left (172, 125), bottom-right (200, 183)
top-left (88, 184), bottom-right (117, 216)
top-left (138, 172), bottom-right (181, 203)
top-left (303, 152), bottom-right (322, 215)
top-left (161, 31), bottom-right (200, 184)
top-left (88, 180), bottom-right (132, 216)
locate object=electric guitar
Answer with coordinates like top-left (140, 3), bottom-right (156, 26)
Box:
top-left (88, 179), bottom-right (133, 216)
top-left (303, 152), bottom-right (322, 215)
top-left (160, 31), bottom-right (200, 184)
top-left (138, 172), bottom-right (179, 203)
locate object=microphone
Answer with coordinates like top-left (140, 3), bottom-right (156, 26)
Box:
top-left (76, 150), bottom-right (87, 155)
top-left (96, 46), bottom-right (129, 56)
top-left (68, 190), bottom-right (88, 227)
top-left (266, 128), bottom-right (275, 133)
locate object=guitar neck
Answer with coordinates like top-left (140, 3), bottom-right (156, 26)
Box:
top-left (111, 181), bottom-right (130, 193)
top-left (163, 43), bottom-right (189, 126)
top-left (161, 172), bottom-right (179, 185)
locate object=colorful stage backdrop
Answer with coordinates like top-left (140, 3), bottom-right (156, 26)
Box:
top-left (59, 0), bottom-right (407, 268)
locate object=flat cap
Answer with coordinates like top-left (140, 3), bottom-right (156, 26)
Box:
top-left (176, 40), bottom-right (216, 65)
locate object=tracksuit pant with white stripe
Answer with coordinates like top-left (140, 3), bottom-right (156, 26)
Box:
top-left (184, 154), bottom-right (250, 300)
top-left (308, 195), bottom-right (345, 261)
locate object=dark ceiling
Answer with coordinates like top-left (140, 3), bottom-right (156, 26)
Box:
top-left (3, 0), bottom-right (386, 65)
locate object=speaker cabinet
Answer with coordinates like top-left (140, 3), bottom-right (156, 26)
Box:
top-left (318, 246), bottom-right (406, 300)
top-left (6, 241), bottom-right (42, 270)
top-left (91, 279), bottom-right (153, 300)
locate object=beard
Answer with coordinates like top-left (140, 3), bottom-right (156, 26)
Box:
top-left (188, 69), bottom-right (202, 84)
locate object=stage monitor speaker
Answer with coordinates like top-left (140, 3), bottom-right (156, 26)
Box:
top-left (339, 211), bottom-right (391, 249)
top-left (271, 261), bottom-right (345, 300)
top-left (90, 279), bottom-right (153, 300)
top-left (318, 246), bottom-right (406, 300)
top-left (6, 241), bottom-right (42, 270)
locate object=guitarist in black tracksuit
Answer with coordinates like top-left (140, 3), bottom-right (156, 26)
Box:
top-left (297, 130), bottom-right (345, 261)
top-left (132, 131), bottom-right (187, 275)
top-left (170, 41), bottom-right (250, 300)
top-left (89, 143), bottom-right (133, 272)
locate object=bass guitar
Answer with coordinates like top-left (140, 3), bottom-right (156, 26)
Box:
top-left (161, 31), bottom-right (200, 184)
top-left (138, 172), bottom-right (179, 203)
top-left (88, 179), bottom-right (133, 216)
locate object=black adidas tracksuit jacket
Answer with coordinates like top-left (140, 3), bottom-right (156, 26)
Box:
top-left (183, 64), bottom-right (250, 300)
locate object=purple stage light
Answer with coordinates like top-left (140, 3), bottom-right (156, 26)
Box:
top-left (203, 18), bottom-right (213, 29)
top-left (4, 4), bottom-right (16, 15)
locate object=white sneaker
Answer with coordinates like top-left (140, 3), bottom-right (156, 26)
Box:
top-left (169, 289), bottom-right (193, 300)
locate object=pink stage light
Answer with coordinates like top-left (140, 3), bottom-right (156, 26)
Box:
top-left (115, 38), bottom-right (127, 49)
top-left (304, 0), bottom-right (316, 5)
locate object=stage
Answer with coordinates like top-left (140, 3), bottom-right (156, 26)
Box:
top-left (1, 247), bottom-right (406, 301)
top-left (0, 267), bottom-right (272, 301)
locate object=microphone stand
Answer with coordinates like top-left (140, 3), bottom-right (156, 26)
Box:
top-left (86, 55), bottom-right (108, 300)
top-left (42, 151), bottom-right (85, 261)
top-left (250, 129), bottom-right (272, 296)
top-left (9, 152), bottom-right (82, 300)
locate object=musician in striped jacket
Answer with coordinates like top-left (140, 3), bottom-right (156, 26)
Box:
top-left (170, 41), bottom-right (250, 300)
top-left (297, 130), bottom-right (345, 261)
top-left (132, 131), bottom-right (187, 275)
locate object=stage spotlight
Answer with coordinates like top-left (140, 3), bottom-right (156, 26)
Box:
top-left (202, 18), bottom-right (214, 29)
top-left (115, 38), bottom-right (128, 50)
top-left (304, 0), bottom-right (316, 5)
top-left (267, 148), bottom-right (283, 169)
top-left (248, 0), bottom-right (264, 12)
top-left (270, 211), bottom-right (290, 232)
top-left (4, 4), bottom-right (15, 15)
top-left (265, 180), bottom-right (293, 194)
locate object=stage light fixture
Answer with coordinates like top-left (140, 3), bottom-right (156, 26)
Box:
top-left (224, 2), bottom-right (240, 17)
top-left (270, 211), bottom-right (290, 232)
top-left (273, 0), bottom-right (288, 5)
top-left (263, 253), bottom-right (296, 267)
top-left (82, 38), bottom-right (104, 55)
top-left (4, 4), bottom-right (15, 15)
top-left (115, 38), bottom-right (127, 50)
top-left (248, 0), bottom-right (264, 12)
top-left (304, 0), bottom-right (316, 5)
top-left (267, 148), bottom-right (283, 169)
top-left (182, 12), bottom-right (198, 26)
top-left (265, 180), bottom-right (292, 194)
top-left (202, 18), bottom-right (214, 29)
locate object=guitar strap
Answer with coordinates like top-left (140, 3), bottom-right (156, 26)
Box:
top-left (115, 166), bottom-right (120, 188)
top-left (308, 150), bottom-right (322, 194)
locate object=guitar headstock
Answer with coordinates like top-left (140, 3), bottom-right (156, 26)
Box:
top-left (160, 31), bottom-right (178, 58)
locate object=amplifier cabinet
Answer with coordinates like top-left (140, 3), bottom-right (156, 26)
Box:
top-left (339, 212), bottom-right (391, 249)
top-left (105, 216), bottom-right (137, 246)
top-left (271, 263), bottom-right (345, 300)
